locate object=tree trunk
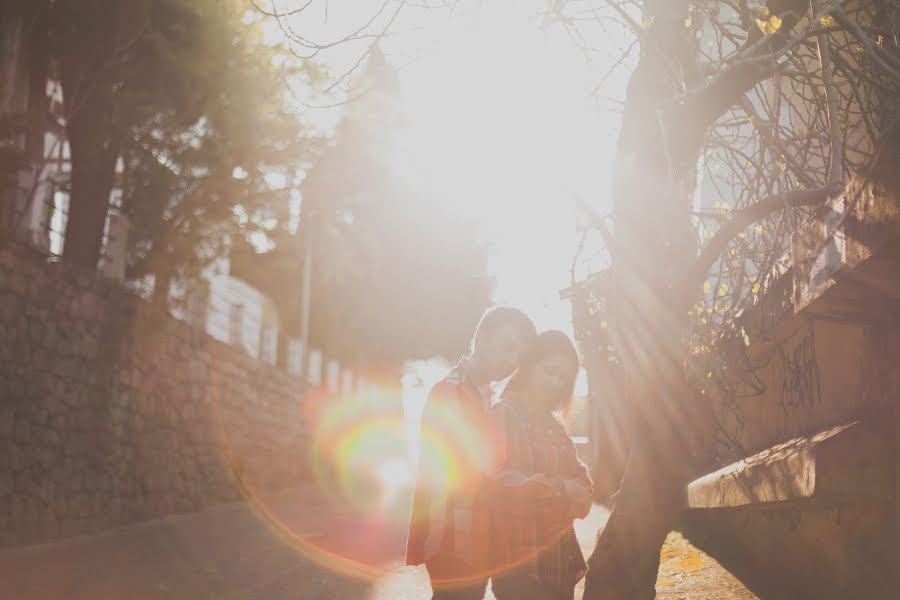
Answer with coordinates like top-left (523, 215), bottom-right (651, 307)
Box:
top-left (60, 90), bottom-right (117, 269)
top-left (0, 0), bottom-right (49, 239)
top-left (52, 0), bottom-right (129, 270)
top-left (583, 0), bottom-right (818, 595)
top-left (150, 260), bottom-right (172, 309)
top-left (24, 1), bottom-right (49, 165)
top-left (583, 1), bottom-right (701, 597)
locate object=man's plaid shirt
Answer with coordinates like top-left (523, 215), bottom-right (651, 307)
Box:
top-left (405, 363), bottom-right (495, 572)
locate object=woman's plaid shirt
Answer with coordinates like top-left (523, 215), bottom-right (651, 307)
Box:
top-left (487, 398), bottom-right (592, 593)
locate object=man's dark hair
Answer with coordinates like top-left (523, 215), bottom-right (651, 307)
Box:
top-left (471, 306), bottom-right (536, 352)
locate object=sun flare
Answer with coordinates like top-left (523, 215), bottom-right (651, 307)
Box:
top-left (390, 11), bottom-right (612, 330)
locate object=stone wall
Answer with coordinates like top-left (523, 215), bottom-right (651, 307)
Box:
top-left (681, 240), bottom-right (900, 597)
top-left (683, 500), bottom-right (897, 599)
top-left (0, 246), bottom-right (312, 547)
top-left (707, 314), bottom-right (887, 459)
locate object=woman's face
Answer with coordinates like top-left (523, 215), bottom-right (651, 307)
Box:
top-left (528, 353), bottom-right (578, 410)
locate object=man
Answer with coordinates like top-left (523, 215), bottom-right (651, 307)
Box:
top-left (407, 306), bottom-right (537, 600)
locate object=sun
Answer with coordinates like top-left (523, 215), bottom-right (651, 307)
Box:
top-left (396, 16), bottom-right (581, 202)
top-left (273, 1), bottom-right (615, 332)
top-left (390, 9), bottom-right (611, 331)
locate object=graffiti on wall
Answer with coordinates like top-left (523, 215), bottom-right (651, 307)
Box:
top-left (774, 324), bottom-right (822, 413)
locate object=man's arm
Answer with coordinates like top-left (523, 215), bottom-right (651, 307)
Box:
top-left (415, 380), bottom-right (459, 489)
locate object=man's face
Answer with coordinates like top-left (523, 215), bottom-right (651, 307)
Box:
top-left (481, 324), bottom-right (531, 382)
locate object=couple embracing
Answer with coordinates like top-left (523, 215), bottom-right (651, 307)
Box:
top-left (407, 307), bottom-right (593, 600)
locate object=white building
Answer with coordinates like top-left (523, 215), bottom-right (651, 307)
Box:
top-left (173, 256), bottom-right (281, 364)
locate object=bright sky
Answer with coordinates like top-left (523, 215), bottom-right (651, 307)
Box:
top-left (255, 3), bottom-right (637, 524)
top-left (267, 0), bottom-right (630, 335)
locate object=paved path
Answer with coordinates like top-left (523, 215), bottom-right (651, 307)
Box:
top-left (0, 483), bottom-right (755, 599)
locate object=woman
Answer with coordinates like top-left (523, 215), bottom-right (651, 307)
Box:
top-left (487, 330), bottom-right (592, 600)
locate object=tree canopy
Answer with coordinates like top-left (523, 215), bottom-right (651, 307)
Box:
top-left (116, 4), bottom-right (318, 300)
top-left (47, 0), bottom-right (317, 282)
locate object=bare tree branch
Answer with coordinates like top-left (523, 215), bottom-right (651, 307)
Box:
top-left (831, 5), bottom-right (900, 81)
top-left (577, 199), bottom-right (620, 264)
top-left (681, 181), bottom-right (843, 305)
top-left (812, 0), bottom-right (844, 185)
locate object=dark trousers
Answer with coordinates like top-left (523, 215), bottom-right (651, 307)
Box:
top-left (491, 571), bottom-right (573, 600)
top-left (426, 553), bottom-right (488, 600)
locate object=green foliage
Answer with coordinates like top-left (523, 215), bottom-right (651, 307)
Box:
top-left (117, 2), bottom-right (317, 289)
top-left (48, 0), bottom-right (317, 277)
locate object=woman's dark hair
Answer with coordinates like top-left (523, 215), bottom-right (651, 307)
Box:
top-left (502, 330), bottom-right (580, 413)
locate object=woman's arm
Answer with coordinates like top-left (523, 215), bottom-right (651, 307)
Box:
top-left (505, 419), bottom-right (593, 525)
top-left (486, 403), bottom-right (558, 502)
top-left (557, 434), bottom-right (594, 520)
top-left (491, 470), bottom-right (558, 497)
top-left (562, 475), bottom-right (593, 519)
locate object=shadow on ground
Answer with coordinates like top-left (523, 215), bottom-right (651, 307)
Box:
top-left (0, 485), bottom-right (380, 600)
top-left (0, 482), bottom-right (756, 600)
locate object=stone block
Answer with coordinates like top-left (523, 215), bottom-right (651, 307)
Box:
top-left (7, 377), bottom-right (25, 400)
top-left (0, 472), bottom-right (13, 496)
top-left (50, 465), bottom-right (70, 486)
top-left (0, 405), bottom-right (13, 435)
top-left (35, 446), bottom-right (58, 471)
top-left (39, 428), bottom-right (60, 446)
top-left (7, 445), bottom-right (25, 472)
top-left (12, 419), bottom-right (30, 443)
top-left (59, 517), bottom-right (92, 538)
top-left (0, 530), bottom-right (19, 546)
top-left (0, 291), bottom-right (20, 323)
top-left (9, 269), bottom-right (27, 294)
top-left (39, 511), bottom-right (59, 539)
top-left (69, 494), bottom-right (92, 519)
top-left (26, 318), bottom-right (45, 346)
top-left (189, 359), bottom-right (208, 381)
